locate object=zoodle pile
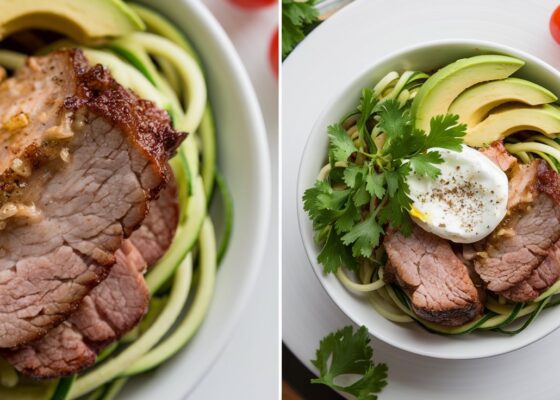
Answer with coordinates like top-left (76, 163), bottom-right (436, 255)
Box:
top-left (304, 63), bottom-right (560, 336)
top-left (0, 3), bottom-right (232, 400)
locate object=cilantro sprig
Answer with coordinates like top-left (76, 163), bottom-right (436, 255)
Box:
top-left (303, 81), bottom-right (466, 274)
top-left (282, 0), bottom-right (319, 59)
top-left (311, 326), bottom-right (388, 400)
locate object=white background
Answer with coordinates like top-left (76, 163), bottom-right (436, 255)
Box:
top-left (191, 1), bottom-right (279, 399)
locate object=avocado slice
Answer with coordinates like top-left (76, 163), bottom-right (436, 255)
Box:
top-left (465, 104), bottom-right (560, 147)
top-left (0, 0), bottom-right (144, 44)
top-left (411, 55), bottom-right (524, 131)
top-left (449, 77), bottom-right (557, 127)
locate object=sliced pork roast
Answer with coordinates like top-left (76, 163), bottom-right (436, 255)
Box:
top-left (480, 140), bottom-right (517, 172)
top-left (500, 240), bottom-right (560, 302)
top-left (474, 160), bottom-right (560, 296)
top-left (3, 178), bottom-right (180, 378)
top-left (130, 177), bottom-right (179, 267)
top-left (3, 240), bottom-right (149, 378)
top-left (0, 49), bottom-right (184, 348)
top-left (384, 225), bottom-right (483, 326)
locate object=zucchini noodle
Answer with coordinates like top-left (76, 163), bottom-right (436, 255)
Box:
top-left (0, 50), bottom-right (24, 70)
top-left (325, 70), bottom-right (560, 336)
top-left (336, 268), bottom-right (385, 292)
top-left (0, 3), bottom-right (233, 399)
top-left (368, 291), bottom-right (413, 323)
top-left (506, 141), bottom-right (560, 167)
top-left (122, 32), bottom-right (206, 134)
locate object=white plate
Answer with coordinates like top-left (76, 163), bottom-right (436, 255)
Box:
top-left (118, 1), bottom-right (271, 399)
top-left (283, 0), bottom-right (560, 398)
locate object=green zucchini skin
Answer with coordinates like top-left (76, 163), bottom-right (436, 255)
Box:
top-left (49, 376), bottom-right (76, 400)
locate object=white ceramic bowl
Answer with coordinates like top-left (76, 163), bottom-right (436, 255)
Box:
top-left (118, 1), bottom-right (271, 399)
top-left (297, 39), bottom-right (560, 360)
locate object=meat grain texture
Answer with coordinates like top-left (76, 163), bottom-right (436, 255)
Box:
top-left (0, 49), bottom-right (184, 349)
top-left (3, 241), bottom-right (149, 378)
top-left (384, 225), bottom-right (483, 326)
top-left (130, 177), bottom-right (179, 267)
top-left (3, 177), bottom-right (180, 378)
top-left (475, 160), bottom-right (560, 297)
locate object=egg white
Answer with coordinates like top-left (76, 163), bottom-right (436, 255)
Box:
top-left (407, 145), bottom-right (508, 243)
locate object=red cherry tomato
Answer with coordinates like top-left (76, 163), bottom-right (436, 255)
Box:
top-left (269, 28), bottom-right (279, 77)
top-left (228, 0), bottom-right (277, 8)
top-left (550, 6), bottom-right (560, 44)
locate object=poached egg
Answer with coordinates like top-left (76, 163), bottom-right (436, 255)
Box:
top-left (408, 145), bottom-right (508, 243)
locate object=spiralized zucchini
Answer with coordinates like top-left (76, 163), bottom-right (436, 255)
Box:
top-left (0, 4), bottom-right (233, 399)
top-left (328, 71), bottom-right (560, 336)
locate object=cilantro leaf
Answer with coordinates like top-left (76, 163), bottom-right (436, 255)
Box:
top-left (311, 326), bottom-right (388, 400)
top-left (379, 196), bottom-right (413, 235)
top-left (328, 123), bottom-right (358, 162)
top-left (341, 214), bottom-right (384, 258)
top-left (378, 99), bottom-right (411, 140)
top-left (353, 184), bottom-right (370, 207)
top-left (384, 170), bottom-right (400, 197)
top-left (303, 180), bottom-right (350, 230)
top-left (282, 0), bottom-right (318, 27)
top-left (382, 126), bottom-right (425, 159)
top-left (281, 0), bottom-right (319, 58)
top-left (317, 228), bottom-right (356, 273)
top-left (343, 164), bottom-right (367, 187)
top-left (342, 364), bottom-right (391, 400)
top-left (379, 163), bottom-right (413, 234)
top-left (357, 88), bottom-right (378, 152)
top-left (335, 201), bottom-right (360, 234)
top-left (282, 21), bottom-right (305, 59)
top-left (303, 181), bottom-right (348, 216)
top-left (365, 170), bottom-right (385, 199)
top-left (303, 71), bottom-right (465, 276)
top-left (425, 114), bottom-right (466, 151)
top-left (409, 151), bottom-right (444, 178)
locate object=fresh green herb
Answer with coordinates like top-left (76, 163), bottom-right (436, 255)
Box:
top-left (303, 81), bottom-right (466, 274)
top-left (311, 326), bottom-right (388, 400)
top-left (282, 0), bottom-right (319, 59)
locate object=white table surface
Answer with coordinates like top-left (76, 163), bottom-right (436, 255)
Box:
top-left (190, 2), bottom-right (279, 399)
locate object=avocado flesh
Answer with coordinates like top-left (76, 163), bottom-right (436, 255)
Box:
top-left (449, 77), bottom-right (558, 127)
top-left (465, 105), bottom-right (560, 147)
top-left (412, 55), bottom-right (524, 131)
top-left (0, 0), bottom-right (144, 44)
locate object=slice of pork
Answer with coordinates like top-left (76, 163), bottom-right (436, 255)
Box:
top-left (474, 160), bottom-right (560, 293)
top-left (500, 240), bottom-right (560, 302)
top-left (2, 174), bottom-right (179, 378)
top-left (507, 161), bottom-right (539, 210)
top-left (0, 49), bottom-right (184, 348)
top-left (3, 240), bottom-right (149, 378)
top-left (480, 140), bottom-right (517, 172)
top-left (384, 225), bottom-right (483, 326)
top-left (129, 175), bottom-right (179, 267)
top-left (480, 142), bottom-right (538, 209)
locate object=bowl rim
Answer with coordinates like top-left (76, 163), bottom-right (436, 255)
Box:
top-left (183, 0), bottom-right (272, 391)
top-left (296, 37), bottom-right (560, 360)
top-left (132, 0), bottom-right (272, 396)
